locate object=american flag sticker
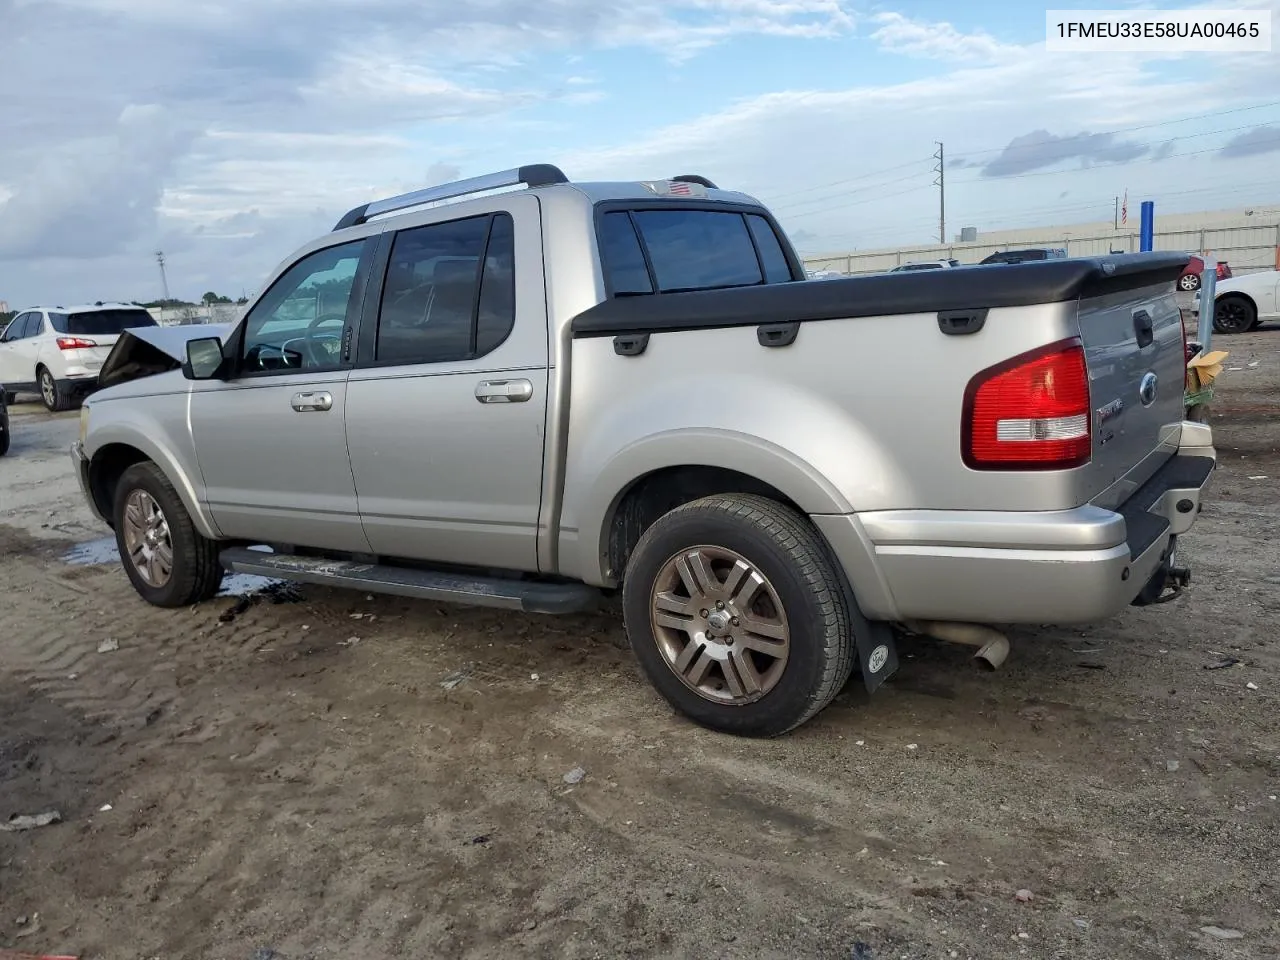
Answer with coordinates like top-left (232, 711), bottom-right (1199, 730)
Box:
top-left (666, 180), bottom-right (693, 196)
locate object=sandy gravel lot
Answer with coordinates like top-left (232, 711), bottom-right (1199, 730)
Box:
top-left (1, 330), bottom-right (1277, 960)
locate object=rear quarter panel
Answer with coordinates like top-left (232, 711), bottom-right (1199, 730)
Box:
top-left (560, 302), bottom-right (1087, 584)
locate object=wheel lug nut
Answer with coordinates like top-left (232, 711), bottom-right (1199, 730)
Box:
top-left (716, 600), bottom-right (725, 609)
top-left (700, 609), bottom-right (709, 618)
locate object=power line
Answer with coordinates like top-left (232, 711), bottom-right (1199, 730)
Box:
top-left (758, 99), bottom-right (1280, 219)
top-left (944, 97), bottom-right (1280, 162)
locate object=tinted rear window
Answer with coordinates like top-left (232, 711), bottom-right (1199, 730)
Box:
top-left (600, 208), bottom-right (795, 296)
top-left (50, 309), bottom-right (158, 336)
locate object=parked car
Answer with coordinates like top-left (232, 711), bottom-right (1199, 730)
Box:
top-left (0, 387), bottom-right (9, 457)
top-left (71, 165), bottom-right (1214, 737)
top-left (1177, 255), bottom-right (1232, 292)
top-left (979, 248), bottom-right (1068, 265)
top-left (0, 303), bottom-right (158, 411)
top-left (888, 259), bottom-right (961, 272)
top-left (1195, 268), bottom-right (1280, 334)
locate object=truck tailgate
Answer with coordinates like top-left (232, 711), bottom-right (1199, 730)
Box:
top-left (1076, 280), bottom-right (1185, 509)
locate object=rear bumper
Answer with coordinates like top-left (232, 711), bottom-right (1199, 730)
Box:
top-left (817, 429), bottom-right (1216, 625)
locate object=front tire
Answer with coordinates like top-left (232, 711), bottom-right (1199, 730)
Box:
top-left (38, 367), bottom-right (74, 412)
top-left (1212, 294), bottom-right (1256, 335)
top-left (113, 461), bottom-right (225, 607)
top-left (622, 494), bottom-right (856, 737)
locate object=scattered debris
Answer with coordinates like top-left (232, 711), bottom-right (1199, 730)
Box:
top-left (97, 638), bottom-right (119, 653)
top-left (1246, 682), bottom-right (1259, 691)
top-left (906, 743), bottom-right (919, 751)
top-left (855, 740), bottom-right (865, 746)
top-left (1204, 656), bottom-right (1241, 670)
top-left (523, 919), bottom-right (538, 931)
top-left (563, 766), bottom-right (587, 785)
top-left (219, 595), bottom-right (253, 623)
top-left (0, 811), bottom-right (62, 832)
top-left (1015, 889), bottom-right (1034, 902)
top-left (1199, 926), bottom-right (1244, 940)
top-left (469, 834), bottom-right (491, 845)
top-left (338, 636), bottom-right (361, 647)
top-left (850, 943), bottom-right (875, 960)
top-left (98, 803), bottom-right (113, 813)
top-left (1076, 661), bottom-right (1106, 670)
top-left (1247, 475), bottom-right (1268, 481)
top-left (1072, 918), bottom-right (1091, 930)
top-left (441, 666), bottom-right (473, 691)
top-left (1166, 760), bottom-right (1180, 773)
top-left (250, 948), bottom-right (278, 960)
top-left (530, 673), bottom-right (540, 681)
top-left (13, 912), bottom-right (41, 940)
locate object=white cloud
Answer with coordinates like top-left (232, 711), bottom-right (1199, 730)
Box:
top-left (868, 12), bottom-right (1008, 61)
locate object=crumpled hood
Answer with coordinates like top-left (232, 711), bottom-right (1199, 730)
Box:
top-left (98, 323), bottom-right (232, 390)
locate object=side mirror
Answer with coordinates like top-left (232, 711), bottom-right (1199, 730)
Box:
top-left (184, 337), bottom-right (227, 380)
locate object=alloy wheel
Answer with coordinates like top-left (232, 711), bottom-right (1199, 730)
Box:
top-left (122, 489), bottom-right (174, 587)
top-left (649, 545), bottom-right (790, 704)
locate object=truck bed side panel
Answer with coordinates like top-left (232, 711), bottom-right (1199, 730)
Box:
top-left (560, 302), bottom-right (1090, 582)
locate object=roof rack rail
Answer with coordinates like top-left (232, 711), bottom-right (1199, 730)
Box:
top-left (333, 163), bottom-right (569, 231)
top-left (670, 174), bottom-right (718, 189)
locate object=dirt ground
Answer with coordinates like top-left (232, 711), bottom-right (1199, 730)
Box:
top-left (1, 331), bottom-right (1278, 960)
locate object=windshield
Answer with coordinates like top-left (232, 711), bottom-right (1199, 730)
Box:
top-left (50, 309), bottom-right (158, 336)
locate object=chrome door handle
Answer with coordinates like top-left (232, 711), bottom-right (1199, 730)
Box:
top-left (475, 379), bottom-right (533, 403)
top-left (291, 391), bottom-right (333, 412)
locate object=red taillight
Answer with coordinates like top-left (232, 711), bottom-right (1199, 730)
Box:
top-left (963, 339), bottom-right (1091, 470)
top-left (56, 336), bottom-right (97, 350)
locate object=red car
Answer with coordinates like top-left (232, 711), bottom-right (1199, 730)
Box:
top-left (1178, 254), bottom-right (1231, 292)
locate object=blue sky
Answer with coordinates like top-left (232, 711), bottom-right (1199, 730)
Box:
top-left (1, 0), bottom-right (1278, 305)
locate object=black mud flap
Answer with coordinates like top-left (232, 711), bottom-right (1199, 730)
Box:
top-left (853, 615), bottom-right (900, 693)
top-left (825, 543), bottom-right (900, 694)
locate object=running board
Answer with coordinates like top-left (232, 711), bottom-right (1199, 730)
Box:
top-left (218, 548), bottom-right (601, 615)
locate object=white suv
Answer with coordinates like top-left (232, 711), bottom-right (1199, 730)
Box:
top-left (0, 303), bottom-right (159, 411)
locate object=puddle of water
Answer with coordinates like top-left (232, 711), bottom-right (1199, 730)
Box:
top-left (219, 572), bottom-right (281, 596)
top-left (62, 536), bottom-right (119, 566)
top-left (62, 538), bottom-right (283, 597)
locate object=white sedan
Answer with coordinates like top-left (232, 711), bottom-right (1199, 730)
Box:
top-left (1196, 268), bottom-right (1280, 335)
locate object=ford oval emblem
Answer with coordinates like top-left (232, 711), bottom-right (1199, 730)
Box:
top-left (1139, 372), bottom-right (1158, 407)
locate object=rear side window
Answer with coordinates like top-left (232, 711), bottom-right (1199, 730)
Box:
top-left (746, 214), bottom-right (791, 283)
top-left (600, 208), bottom-right (795, 296)
top-left (598, 213), bottom-right (653, 296)
top-left (375, 212), bottom-right (516, 365)
top-left (50, 309), bottom-right (156, 336)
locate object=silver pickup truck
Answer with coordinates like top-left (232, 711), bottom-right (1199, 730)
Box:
top-left (72, 164), bottom-right (1215, 736)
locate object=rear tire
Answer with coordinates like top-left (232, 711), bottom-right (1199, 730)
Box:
top-left (622, 494), bottom-right (856, 737)
top-left (1212, 294), bottom-right (1256, 335)
top-left (1177, 272), bottom-right (1201, 292)
top-left (38, 367), bottom-right (74, 412)
top-left (113, 461), bottom-right (225, 607)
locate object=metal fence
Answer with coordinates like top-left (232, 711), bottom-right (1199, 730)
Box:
top-left (803, 223), bottom-right (1280, 277)
top-left (147, 303), bottom-right (243, 326)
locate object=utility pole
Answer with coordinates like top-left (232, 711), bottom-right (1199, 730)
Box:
top-left (155, 251), bottom-right (171, 303)
top-left (933, 141), bottom-right (946, 244)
